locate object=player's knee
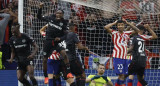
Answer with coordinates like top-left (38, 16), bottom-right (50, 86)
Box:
top-left (118, 74), bottom-right (125, 80)
top-left (17, 76), bottom-right (24, 81)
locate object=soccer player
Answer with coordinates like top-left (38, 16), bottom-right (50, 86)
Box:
top-left (64, 23), bottom-right (89, 86)
top-left (86, 64), bottom-right (113, 86)
top-left (126, 24), bottom-right (158, 86)
top-left (8, 23), bottom-right (38, 86)
top-left (37, 3), bottom-right (75, 85)
top-left (104, 19), bottom-right (140, 86)
top-left (40, 24), bottom-right (61, 86)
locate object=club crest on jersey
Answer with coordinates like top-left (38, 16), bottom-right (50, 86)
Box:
top-left (22, 39), bottom-right (26, 43)
top-left (13, 41), bottom-right (16, 44)
top-left (60, 22), bottom-right (63, 26)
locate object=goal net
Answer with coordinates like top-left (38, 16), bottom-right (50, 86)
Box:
top-left (22, 0), bottom-right (160, 86)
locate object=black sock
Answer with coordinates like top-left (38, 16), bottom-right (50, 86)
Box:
top-left (43, 71), bottom-right (48, 77)
top-left (31, 78), bottom-right (38, 86)
top-left (20, 78), bottom-right (31, 86)
top-left (76, 77), bottom-right (85, 86)
top-left (139, 79), bottom-right (148, 86)
top-left (70, 82), bottom-right (76, 86)
top-left (53, 78), bottom-right (57, 86)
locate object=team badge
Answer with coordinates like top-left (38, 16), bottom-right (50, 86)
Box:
top-left (13, 41), bottom-right (16, 44)
top-left (22, 39), bottom-right (26, 43)
top-left (60, 22), bottom-right (63, 26)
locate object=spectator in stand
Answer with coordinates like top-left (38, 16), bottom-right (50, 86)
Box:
top-left (119, 0), bottom-right (140, 23)
top-left (0, 11), bottom-right (10, 46)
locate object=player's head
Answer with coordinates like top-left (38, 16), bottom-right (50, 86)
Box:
top-left (11, 23), bottom-right (20, 36)
top-left (97, 64), bottom-right (105, 75)
top-left (55, 9), bottom-right (64, 20)
top-left (137, 24), bottom-right (146, 34)
top-left (116, 20), bottom-right (125, 32)
top-left (69, 23), bottom-right (76, 32)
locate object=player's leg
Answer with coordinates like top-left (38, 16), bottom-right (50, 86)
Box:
top-left (47, 59), bottom-right (61, 86)
top-left (60, 60), bottom-right (75, 86)
top-left (27, 61), bottom-right (38, 86)
top-left (127, 60), bottom-right (134, 86)
top-left (17, 68), bottom-right (31, 86)
top-left (43, 40), bottom-right (54, 84)
top-left (70, 59), bottom-right (86, 86)
top-left (113, 58), bottom-right (126, 86)
top-left (137, 67), bottom-right (147, 86)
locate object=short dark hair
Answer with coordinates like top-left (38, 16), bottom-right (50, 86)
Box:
top-left (137, 24), bottom-right (145, 31)
top-left (98, 64), bottom-right (105, 68)
top-left (68, 23), bottom-right (75, 29)
top-left (56, 9), bottom-right (64, 14)
top-left (117, 20), bottom-right (124, 24)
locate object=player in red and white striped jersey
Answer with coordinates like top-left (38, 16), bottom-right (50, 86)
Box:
top-left (104, 19), bottom-right (139, 86)
top-left (40, 24), bottom-right (62, 86)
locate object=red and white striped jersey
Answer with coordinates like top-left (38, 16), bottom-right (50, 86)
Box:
top-left (48, 50), bottom-right (60, 60)
top-left (111, 30), bottom-right (132, 59)
top-left (139, 34), bottom-right (152, 41)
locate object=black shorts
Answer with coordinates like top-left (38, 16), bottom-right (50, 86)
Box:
top-left (43, 40), bottom-right (65, 58)
top-left (70, 59), bottom-right (84, 76)
top-left (128, 61), bottom-right (145, 77)
top-left (17, 60), bottom-right (34, 71)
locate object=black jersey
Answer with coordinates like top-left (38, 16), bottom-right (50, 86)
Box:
top-left (37, 8), bottom-right (68, 40)
top-left (131, 35), bottom-right (147, 67)
top-left (9, 33), bottom-right (35, 62)
top-left (65, 32), bottom-right (80, 60)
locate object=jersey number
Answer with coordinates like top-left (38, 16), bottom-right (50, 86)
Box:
top-left (138, 41), bottom-right (144, 53)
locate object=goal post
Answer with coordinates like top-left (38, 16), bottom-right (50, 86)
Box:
top-left (21, 0), bottom-right (160, 86)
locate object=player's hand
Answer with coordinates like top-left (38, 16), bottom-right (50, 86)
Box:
top-left (8, 59), bottom-right (13, 64)
top-left (114, 20), bottom-right (118, 24)
top-left (27, 55), bottom-right (34, 59)
top-left (91, 75), bottom-right (101, 81)
top-left (55, 37), bottom-right (60, 41)
top-left (39, 2), bottom-right (44, 8)
top-left (144, 24), bottom-right (150, 30)
top-left (122, 18), bottom-right (129, 24)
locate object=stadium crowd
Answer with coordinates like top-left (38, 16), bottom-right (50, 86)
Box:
top-left (0, 0), bottom-right (160, 86)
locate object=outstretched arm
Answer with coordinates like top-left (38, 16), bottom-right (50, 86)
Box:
top-left (104, 20), bottom-right (117, 33)
top-left (76, 42), bottom-right (89, 52)
top-left (144, 24), bottom-right (158, 40)
top-left (122, 19), bottom-right (140, 35)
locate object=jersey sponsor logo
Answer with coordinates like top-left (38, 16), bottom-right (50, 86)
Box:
top-left (30, 61), bottom-right (33, 65)
top-left (14, 44), bottom-right (27, 48)
top-left (59, 22), bottom-right (63, 26)
top-left (22, 39), bottom-right (26, 43)
top-left (48, 22), bottom-right (62, 30)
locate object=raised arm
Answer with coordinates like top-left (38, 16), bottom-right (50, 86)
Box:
top-left (144, 24), bottom-right (158, 40)
top-left (40, 24), bottom-right (48, 36)
top-left (104, 20), bottom-right (117, 33)
top-left (122, 19), bottom-right (140, 35)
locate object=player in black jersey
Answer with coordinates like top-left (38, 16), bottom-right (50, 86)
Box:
top-left (37, 3), bottom-right (75, 85)
top-left (63, 23), bottom-right (89, 86)
top-left (8, 23), bottom-right (38, 86)
top-left (125, 24), bottom-right (158, 86)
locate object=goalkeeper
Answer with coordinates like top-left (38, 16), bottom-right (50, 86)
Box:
top-left (86, 64), bottom-right (113, 86)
